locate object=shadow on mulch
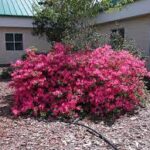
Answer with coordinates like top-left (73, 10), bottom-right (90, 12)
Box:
top-left (0, 91), bottom-right (144, 127)
top-left (0, 79), bottom-right (11, 82)
top-left (0, 94), bottom-right (13, 118)
top-left (0, 94), bottom-right (140, 126)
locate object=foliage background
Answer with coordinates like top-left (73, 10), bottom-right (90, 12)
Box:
top-left (33, 0), bottom-right (138, 42)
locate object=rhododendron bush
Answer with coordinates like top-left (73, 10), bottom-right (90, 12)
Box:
top-left (10, 43), bottom-right (149, 117)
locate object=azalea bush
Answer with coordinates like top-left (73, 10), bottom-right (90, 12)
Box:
top-left (10, 43), bottom-right (149, 117)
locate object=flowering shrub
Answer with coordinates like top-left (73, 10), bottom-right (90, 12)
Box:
top-left (10, 43), bottom-right (149, 117)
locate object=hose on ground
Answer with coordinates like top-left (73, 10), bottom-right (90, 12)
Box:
top-left (64, 118), bottom-right (119, 150)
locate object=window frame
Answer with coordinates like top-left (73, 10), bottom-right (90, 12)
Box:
top-left (5, 33), bottom-right (24, 51)
top-left (111, 28), bottom-right (125, 39)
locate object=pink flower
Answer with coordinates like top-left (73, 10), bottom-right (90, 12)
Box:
top-left (52, 90), bottom-right (62, 97)
top-left (10, 43), bottom-right (149, 117)
top-left (54, 42), bottom-right (65, 53)
top-left (12, 108), bottom-right (20, 116)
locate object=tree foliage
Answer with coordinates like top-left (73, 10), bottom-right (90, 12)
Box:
top-left (33, 0), bottom-right (138, 42)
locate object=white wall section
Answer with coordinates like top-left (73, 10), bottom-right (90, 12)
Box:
top-left (0, 17), bottom-right (33, 28)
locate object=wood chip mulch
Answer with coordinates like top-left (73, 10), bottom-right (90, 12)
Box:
top-left (0, 77), bottom-right (150, 150)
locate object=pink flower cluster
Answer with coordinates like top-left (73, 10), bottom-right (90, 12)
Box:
top-left (10, 43), bottom-right (149, 117)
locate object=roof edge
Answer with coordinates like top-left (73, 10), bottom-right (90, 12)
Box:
top-left (92, 0), bottom-right (150, 25)
top-left (0, 15), bottom-right (33, 18)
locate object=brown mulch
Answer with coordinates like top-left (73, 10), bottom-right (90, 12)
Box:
top-left (0, 75), bottom-right (150, 149)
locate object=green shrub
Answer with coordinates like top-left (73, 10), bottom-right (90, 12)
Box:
top-left (63, 27), bottom-right (109, 51)
top-left (109, 32), bottom-right (145, 58)
top-left (63, 27), bottom-right (144, 58)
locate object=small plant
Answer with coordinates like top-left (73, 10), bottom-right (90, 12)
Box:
top-left (0, 67), bottom-right (13, 80)
top-left (110, 32), bottom-right (124, 50)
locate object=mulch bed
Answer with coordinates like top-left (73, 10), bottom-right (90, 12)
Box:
top-left (0, 72), bottom-right (150, 150)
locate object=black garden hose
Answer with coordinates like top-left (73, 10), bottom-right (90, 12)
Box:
top-left (64, 118), bottom-right (119, 150)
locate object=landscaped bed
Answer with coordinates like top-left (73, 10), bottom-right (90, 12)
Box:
top-left (0, 75), bottom-right (150, 150)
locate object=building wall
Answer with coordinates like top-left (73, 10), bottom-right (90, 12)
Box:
top-left (96, 14), bottom-right (150, 68)
top-left (0, 27), bottom-right (51, 64)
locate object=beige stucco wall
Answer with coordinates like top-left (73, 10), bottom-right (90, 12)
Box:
top-left (96, 14), bottom-right (150, 68)
top-left (0, 27), bottom-right (51, 64)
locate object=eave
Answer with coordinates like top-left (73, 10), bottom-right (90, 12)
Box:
top-left (93, 0), bottom-right (150, 25)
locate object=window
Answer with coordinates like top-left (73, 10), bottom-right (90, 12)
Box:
top-left (5, 33), bottom-right (23, 51)
top-left (111, 28), bottom-right (125, 39)
top-left (110, 28), bottom-right (125, 49)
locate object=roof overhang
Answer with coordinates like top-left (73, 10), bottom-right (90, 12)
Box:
top-left (0, 16), bottom-right (33, 28)
top-left (93, 0), bottom-right (150, 25)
